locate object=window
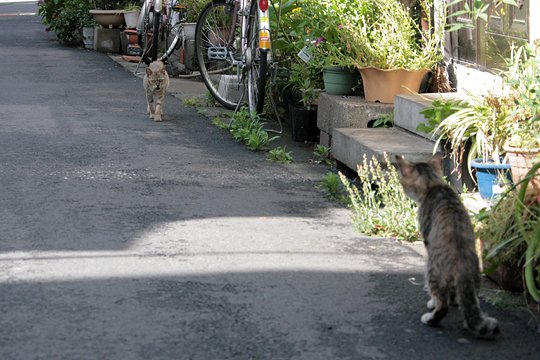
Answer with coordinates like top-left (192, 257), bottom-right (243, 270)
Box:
top-left (448, 0), bottom-right (529, 70)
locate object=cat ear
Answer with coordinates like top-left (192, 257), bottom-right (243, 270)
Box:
top-left (395, 155), bottom-right (412, 176)
top-left (146, 68), bottom-right (153, 76)
top-left (429, 153), bottom-right (444, 175)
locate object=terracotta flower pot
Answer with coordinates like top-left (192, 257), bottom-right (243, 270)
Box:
top-left (358, 67), bottom-right (428, 104)
top-left (504, 145), bottom-right (540, 195)
top-left (90, 10), bottom-right (126, 28)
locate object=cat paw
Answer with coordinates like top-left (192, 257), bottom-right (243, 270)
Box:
top-left (427, 298), bottom-right (435, 310)
top-left (421, 312), bottom-right (434, 325)
top-left (467, 316), bottom-right (500, 340)
top-left (153, 115), bottom-right (162, 122)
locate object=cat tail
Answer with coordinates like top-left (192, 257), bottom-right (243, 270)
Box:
top-left (456, 275), bottom-right (500, 339)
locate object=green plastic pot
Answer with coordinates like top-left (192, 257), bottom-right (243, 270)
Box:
top-left (322, 66), bottom-right (360, 95)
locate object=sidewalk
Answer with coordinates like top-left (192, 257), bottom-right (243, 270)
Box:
top-left (1, 12), bottom-right (539, 357)
top-left (108, 54), bottom-right (320, 163)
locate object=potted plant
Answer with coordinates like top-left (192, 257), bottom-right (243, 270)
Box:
top-left (287, 63), bottom-right (321, 143)
top-left (38, 0), bottom-right (96, 47)
top-left (90, 0), bottom-right (130, 28)
top-left (123, 2), bottom-right (140, 29)
top-left (327, 0), bottom-right (443, 103)
top-left (477, 163), bottom-right (540, 299)
top-left (292, 0), bottom-right (361, 96)
top-left (502, 42), bottom-right (540, 194)
top-left (420, 92), bottom-right (514, 199)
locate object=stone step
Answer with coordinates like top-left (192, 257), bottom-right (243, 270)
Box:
top-left (316, 93), bottom-right (393, 147)
top-left (393, 93), bottom-right (463, 139)
top-left (331, 127), bottom-right (437, 171)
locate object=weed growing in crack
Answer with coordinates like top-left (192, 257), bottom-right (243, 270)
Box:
top-left (312, 145), bottom-right (333, 166)
top-left (229, 107), bottom-right (277, 151)
top-left (318, 172), bottom-right (349, 204)
top-left (268, 146), bottom-right (293, 163)
top-left (339, 153), bottom-right (419, 241)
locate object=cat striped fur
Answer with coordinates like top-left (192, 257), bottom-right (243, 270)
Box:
top-left (396, 153), bottom-right (499, 339)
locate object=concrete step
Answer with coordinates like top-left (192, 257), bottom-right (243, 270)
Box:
top-left (394, 93), bottom-right (463, 139)
top-left (332, 127), bottom-right (437, 171)
top-left (316, 93), bottom-right (393, 147)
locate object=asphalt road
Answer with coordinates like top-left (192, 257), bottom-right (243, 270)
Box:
top-left (0, 4), bottom-right (539, 360)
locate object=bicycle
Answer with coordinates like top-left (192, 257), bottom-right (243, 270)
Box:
top-left (136, 0), bottom-right (196, 67)
top-left (194, 0), bottom-right (271, 114)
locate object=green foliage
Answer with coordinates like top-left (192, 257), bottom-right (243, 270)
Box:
top-left (477, 162), bottom-right (540, 301)
top-left (371, 114), bottom-right (394, 128)
top-left (229, 108), bottom-right (277, 151)
top-left (39, 0), bottom-right (96, 46)
top-left (286, 62), bottom-right (321, 108)
top-left (319, 0), bottom-right (442, 71)
top-left (422, 92), bottom-right (514, 178)
top-left (312, 144), bottom-right (333, 166)
top-left (211, 116), bottom-right (229, 129)
top-left (446, 0), bottom-right (518, 31)
top-left (181, 0), bottom-right (208, 22)
top-left (339, 153), bottom-right (419, 241)
top-left (268, 146), bottom-right (293, 163)
top-left (417, 98), bottom-right (465, 134)
top-left (91, 0), bottom-right (133, 10)
top-left (503, 42), bottom-right (540, 149)
top-left (182, 96), bottom-right (203, 107)
top-left (319, 172), bottom-right (348, 203)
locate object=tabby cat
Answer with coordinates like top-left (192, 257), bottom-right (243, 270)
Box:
top-left (395, 153), bottom-right (499, 339)
top-left (143, 60), bottom-right (170, 122)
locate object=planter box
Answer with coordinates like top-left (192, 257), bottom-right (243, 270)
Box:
top-left (94, 27), bottom-right (122, 53)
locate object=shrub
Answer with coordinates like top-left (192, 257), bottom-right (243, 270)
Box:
top-left (339, 153), bottom-right (419, 241)
top-left (39, 0), bottom-right (95, 46)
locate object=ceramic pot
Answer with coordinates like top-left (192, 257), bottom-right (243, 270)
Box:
top-left (123, 10), bottom-right (139, 29)
top-left (90, 10), bottom-right (125, 28)
top-left (504, 145), bottom-right (540, 195)
top-left (322, 66), bottom-right (360, 96)
top-left (358, 67), bottom-right (428, 104)
top-left (470, 158), bottom-right (512, 199)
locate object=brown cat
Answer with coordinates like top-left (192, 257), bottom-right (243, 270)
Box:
top-left (143, 60), bottom-right (170, 122)
top-left (395, 153), bottom-right (499, 339)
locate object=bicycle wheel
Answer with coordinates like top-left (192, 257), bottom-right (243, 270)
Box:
top-left (140, 6), bottom-right (162, 65)
top-left (195, 0), bottom-right (242, 110)
top-left (246, 3), bottom-right (268, 114)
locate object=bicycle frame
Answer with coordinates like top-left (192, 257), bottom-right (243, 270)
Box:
top-left (137, 0), bottom-right (187, 64)
top-left (137, 0), bottom-right (161, 38)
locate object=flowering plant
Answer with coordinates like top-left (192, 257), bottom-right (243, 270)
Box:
top-left (503, 42), bottom-right (540, 149)
top-left (296, 0), bottom-right (442, 71)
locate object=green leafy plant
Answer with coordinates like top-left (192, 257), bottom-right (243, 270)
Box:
top-left (319, 172), bottom-right (348, 203)
top-left (328, 0), bottom-right (443, 71)
top-left (417, 97), bottom-right (465, 134)
top-left (286, 62), bottom-right (321, 108)
top-left (339, 153), bottom-right (419, 241)
top-left (503, 42), bottom-right (540, 149)
top-left (123, 2), bottom-right (140, 11)
top-left (182, 96), bottom-right (203, 107)
top-left (478, 162), bottom-right (540, 301)
top-left (229, 108), bottom-right (277, 151)
top-left (371, 114), bottom-right (394, 128)
top-left (312, 144), bottom-right (333, 166)
top-left (91, 0), bottom-right (132, 10)
top-left (39, 0), bottom-right (96, 46)
top-left (181, 0), bottom-right (208, 22)
top-left (446, 0), bottom-right (518, 32)
top-left (422, 92), bottom-right (514, 177)
top-left (268, 146), bottom-right (293, 163)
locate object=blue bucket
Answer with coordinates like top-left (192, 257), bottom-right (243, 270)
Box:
top-left (471, 158), bottom-right (512, 199)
